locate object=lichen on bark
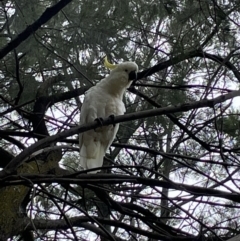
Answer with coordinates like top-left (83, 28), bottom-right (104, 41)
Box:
top-left (0, 149), bottom-right (62, 240)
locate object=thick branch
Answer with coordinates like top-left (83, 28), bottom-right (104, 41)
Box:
top-left (2, 172), bottom-right (240, 203)
top-left (32, 86), bottom-right (88, 139)
top-left (136, 50), bottom-right (240, 83)
top-left (30, 50), bottom-right (240, 120)
top-left (29, 49), bottom-right (240, 141)
top-left (129, 86), bottom-right (212, 151)
top-left (0, 0), bottom-right (73, 59)
top-left (32, 216), bottom-right (196, 241)
top-left (0, 147), bottom-right (14, 168)
top-left (1, 89), bottom-right (239, 176)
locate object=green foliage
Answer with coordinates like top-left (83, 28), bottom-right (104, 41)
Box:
top-left (1, 0), bottom-right (240, 240)
top-left (217, 110), bottom-right (240, 146)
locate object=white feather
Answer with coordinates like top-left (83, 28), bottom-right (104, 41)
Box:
top-left (79, 61), bottom-right (138, 173)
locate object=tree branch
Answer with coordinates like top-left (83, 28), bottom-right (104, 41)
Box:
top-left (31, 86), bottom-right (88, 139)
top-left (31, 216), bottom-right (196, 241)
top-left (0, 0), bottom-right (73, 59)
top-left (129, 86), bottom-right (213, 151)
top-left (0, 147), bottom-right (13, 168)
top-left (3, 172), bottom-right (240, 204)
top-left (1, 89), bottom-right (239, 176)
top-left (136, 50), bottom-right (240, 83)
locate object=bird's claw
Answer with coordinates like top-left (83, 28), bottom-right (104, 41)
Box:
top-left (94, 117), bottom-right (104, 126)
top-left (109, 114), bottom-right (115, 127)
top-left (94, 118), bottom-right (104, 132)
top-left (94, 116), bottom-right (115, 131)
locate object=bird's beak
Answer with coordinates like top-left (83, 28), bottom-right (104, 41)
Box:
top-left (128, 70), bottom-right (137, 81)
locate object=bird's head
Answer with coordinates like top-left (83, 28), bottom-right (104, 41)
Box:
top-left (104, 57), bottom-right (138, 88)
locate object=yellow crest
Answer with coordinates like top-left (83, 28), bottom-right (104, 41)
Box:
top-left (104, 56), bottom-right (117, 69)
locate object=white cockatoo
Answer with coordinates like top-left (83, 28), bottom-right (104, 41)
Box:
top-left (79, 57), bottom-right (138, 173)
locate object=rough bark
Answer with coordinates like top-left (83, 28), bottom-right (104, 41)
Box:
top-left (0, 149), bottom-right (63, 240)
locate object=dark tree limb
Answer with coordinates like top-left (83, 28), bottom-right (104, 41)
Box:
top-left (0, 134), bottom-right (26, 150)
top-left (30, 214), bottom-right (197, 241)
top-left (0, 147), bottom-right (13, 168)
top-left (135, 50), bottom-right (240, 83)
top-left (1, 173), bottom-right (240, 203)
top-left (31, 86), bottom-right (88, 139)
top-left (27, 48), bottom-right (240, 141)
top-left (1, 88), bottom-right (240, 177)
top-left (0, 0), bottom-right (73, 60)
top-left (129, 86), bottom-right (213, 151)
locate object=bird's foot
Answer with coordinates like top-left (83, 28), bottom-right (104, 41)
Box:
top-left (94, 117), bottom-right (104, 132)
top-left (94, 117), bottom-right (104, 126)
top-left (109, 114), bottom-right (115, 127)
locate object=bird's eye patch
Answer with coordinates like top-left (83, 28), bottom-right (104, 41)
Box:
top-left (125, 69), bottom-right (128, 72)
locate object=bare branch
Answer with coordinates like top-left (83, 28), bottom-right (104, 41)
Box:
top-left (1, 89), bottom-right (240, 177)
top-left (136, 50), bottom-right (240, 83)
top-left (0, 0), bottom-right (73, 59)
top-left (1, 173), bottom-right (240, 203)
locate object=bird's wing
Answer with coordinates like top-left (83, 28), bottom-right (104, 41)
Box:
top-left (79, 87), bottom-right (107, 170)
top-left (79, 83), bottom-right (126, 172)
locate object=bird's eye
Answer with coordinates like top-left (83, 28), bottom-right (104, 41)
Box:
top-left (125, 69), bottom-right (128, 72)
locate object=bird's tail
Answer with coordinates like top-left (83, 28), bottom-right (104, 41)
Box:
top-left (80, 141), bottom-right (105, 173)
